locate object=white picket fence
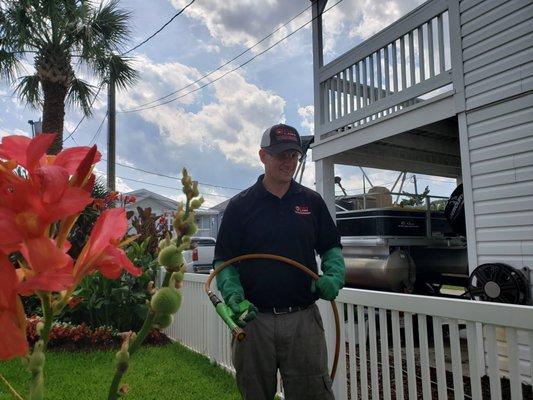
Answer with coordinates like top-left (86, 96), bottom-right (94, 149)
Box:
top-left (162, 273), bottom-right (533, 399)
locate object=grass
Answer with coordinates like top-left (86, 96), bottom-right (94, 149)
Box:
top-left (0, 344), bottom-right (241, 400)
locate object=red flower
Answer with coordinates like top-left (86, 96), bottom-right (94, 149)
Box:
top-left (73, 208), bottom-right (141, 283)
top-left (0, 256), bottom-right (29, 360)
top-left (0, 135), bottom-right (97, 251)
top-left (123, 195), bottom-right (136, 204)
top-left (0, 134), bottom-right (101, 175)
top-left (16, 238), bottom-right (74, 296)
top-left (105, 191), bottom-right (119, 202)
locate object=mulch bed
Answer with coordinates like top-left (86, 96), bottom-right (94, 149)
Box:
top-left (344, 343), bottom-right (533, 399)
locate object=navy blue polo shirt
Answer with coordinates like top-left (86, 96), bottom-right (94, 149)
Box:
top-left (214, 175), bottom-right (341, 309)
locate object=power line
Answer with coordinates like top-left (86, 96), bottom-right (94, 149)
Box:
top-left (101, 158), bottom-right (244, 191)
top-left (107, 174), bottom-right (232, 199)
top-left (88, 112), bottom-right (108, 146)
top-left (121, 3), bottom-right (312, 111)
top-left (123, 0), bottom-right (195, 55)
top-left (63, 82), bottom-right (105, 143)
top-left (119, 0), bottom-right (343, 114)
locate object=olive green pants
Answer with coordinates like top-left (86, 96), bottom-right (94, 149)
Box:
top-left (231, 304), bottom-right (334, 400)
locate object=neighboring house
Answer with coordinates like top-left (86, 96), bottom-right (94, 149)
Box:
top-left (208, 198), bottom-right (231, 239)
top-left (124, 188), bottom-right (178, 220)
top-left (123, 188), bottom-right (221, 238)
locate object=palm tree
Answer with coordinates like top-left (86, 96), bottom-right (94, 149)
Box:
top-left (0, 0), bottom-right (137, 154)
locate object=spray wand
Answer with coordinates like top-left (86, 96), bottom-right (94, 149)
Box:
top-left (206, 291), bottom-right (246, 342)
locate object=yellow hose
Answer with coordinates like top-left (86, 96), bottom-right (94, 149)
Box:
top-left (204, 253), bottom-right (340, 381)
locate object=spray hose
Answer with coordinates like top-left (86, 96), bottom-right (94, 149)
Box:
top-left (204, 253), bottom-right (341, 381)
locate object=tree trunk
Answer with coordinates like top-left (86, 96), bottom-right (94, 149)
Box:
top-left (41, 80), bottom-right (68, 155)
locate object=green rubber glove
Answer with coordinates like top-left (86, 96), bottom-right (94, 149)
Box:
top-left (215, 260), bottom-right (257, 327)
top-left (226, 294), bottom-right (258, 328)
top-left (312, 247), bottom-right (345, 301)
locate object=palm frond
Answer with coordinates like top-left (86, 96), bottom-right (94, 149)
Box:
top-left (14, 73), bottom-right (42, 107)
top-left (0, 49), bottom-right (22, 81)
top-left (92, 0), bottom-right (132, 50)
top-left (101, 53), bottom-right (138, 90)
top-left (66, 76), bottom-right (95, 116)
top-left (77, 0), bottom-right (131, 57)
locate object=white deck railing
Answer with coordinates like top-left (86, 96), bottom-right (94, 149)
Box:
top-left (315, 0), bottom-right (458, 140)
top-left (163, 273), bottom-right (533, 400)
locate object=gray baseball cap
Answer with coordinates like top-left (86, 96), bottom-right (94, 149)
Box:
top-left (260, 123), bottom-right (302, 155)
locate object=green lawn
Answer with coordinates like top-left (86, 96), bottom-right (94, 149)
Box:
top-left (0, 344), bottom-right (241, 400)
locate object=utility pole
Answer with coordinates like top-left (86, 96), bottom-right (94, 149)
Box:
top-left (413, 174), bottom-right (418, 196)
top-left (107, 72), bottom-right (116, 191)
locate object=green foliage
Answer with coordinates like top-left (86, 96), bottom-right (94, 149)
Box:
top-left (399, 186), bottom-right (431, 208)
top-left (57, 238), bottom-right (159, 332)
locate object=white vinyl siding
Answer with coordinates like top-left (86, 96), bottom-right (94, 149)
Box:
top-left (460, 0), bottom-right (533, 384)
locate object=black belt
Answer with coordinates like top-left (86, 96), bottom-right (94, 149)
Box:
top-left (258, 303), bottom-right (312, 315)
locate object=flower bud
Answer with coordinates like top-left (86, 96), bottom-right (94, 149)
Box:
top-left (172, 271), bottom-right (185, 283)
top-left (115, 348), bottom-right (130, 373)
top-left (119, 384), bottom-right (130, 395)
top-left (158, 234), bottom-right (172, 251)
top-left (28, 341), bottom-right (45, 373)
top-left (191, 181), bottom-right (199, 197)
top-left (190, 197), bottom-right (204, 210)
top-left (186, 223), bottom-right (197, 236)
top-left (153, 313), bottom-right (173, 329)
top-left (36, 322), bottom-right (45, 336)
top-left (176, 242), bottom-right (190, 252)
top-left (157, 245), bottom-right (184, 269)
top-left (150, 287), bottom-right (182, 315)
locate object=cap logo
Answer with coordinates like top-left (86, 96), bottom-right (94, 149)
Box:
top-left (294, 205), bottom-right (310, 215)
top-left (275, 126), bottom-right (297, 142)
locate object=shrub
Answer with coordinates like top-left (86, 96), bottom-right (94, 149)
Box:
top-left (57, 238), bottom-right (160, 332)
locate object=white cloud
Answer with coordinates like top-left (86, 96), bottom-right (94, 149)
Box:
top-left (123, 56), bottom-right (286, 167)
top-left (94, 168), bottom-right (134, 193)
top-left (298, 105), bottom-right (314, 134)
top-left (170, 0), bottom-right (309, 52)
top-left (348, 1), bottom-right (410, 40)
top-left (117, 55), bottom-right (204, 112)
top-left (116, 155), bottom-right (136, 168)
top-left (168, 0), bottom-right (425, 67)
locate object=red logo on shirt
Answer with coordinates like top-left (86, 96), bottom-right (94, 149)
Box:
top-left (294, 205), bottom-right (311, 215)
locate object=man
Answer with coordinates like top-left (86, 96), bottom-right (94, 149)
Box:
top-left (214, 123), bottom-right (345, 400)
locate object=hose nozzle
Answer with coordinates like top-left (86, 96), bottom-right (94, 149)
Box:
top-left (208, 292), bottom-right (246, 342)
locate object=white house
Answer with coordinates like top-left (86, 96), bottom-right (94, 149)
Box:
top-left (124, 188), bottom-right (219, 238)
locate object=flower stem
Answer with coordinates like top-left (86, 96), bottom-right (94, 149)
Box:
top-left (27, 293), bottom-right (53, 400)
top-left (39, 293), bottom-right (53, 348)
top-left (107, 310), bottom-right (156, 400)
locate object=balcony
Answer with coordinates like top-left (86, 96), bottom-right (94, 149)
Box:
top-left (311, 0), bottom-right (465, 171)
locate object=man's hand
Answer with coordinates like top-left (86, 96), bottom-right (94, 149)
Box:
top-left (312, 275), bottom-right (340, 301)
top-left (227, 293), bottom-right (258, 327)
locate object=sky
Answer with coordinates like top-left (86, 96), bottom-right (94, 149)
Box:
top-left (0, 0), bottom-right (458, 208)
